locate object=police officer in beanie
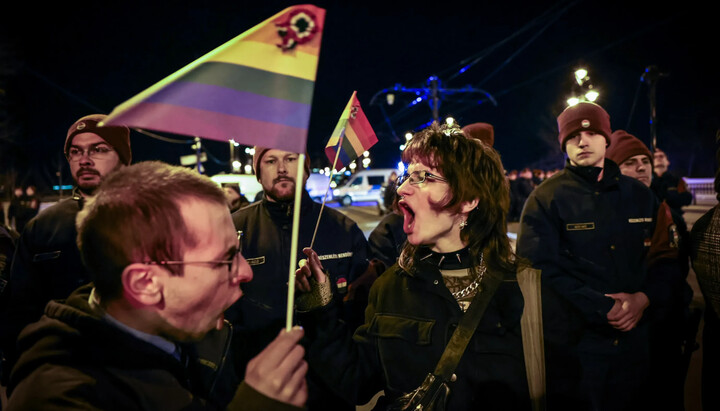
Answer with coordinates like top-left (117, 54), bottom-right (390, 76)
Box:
top-left (606, 130), bottom-right (694, 410)
top-left (226, 147), bottom-right (376, 411)
top-left (0, 114), bottom-right (131, 382)
top-left (517, 102), bottom-right (664, 410)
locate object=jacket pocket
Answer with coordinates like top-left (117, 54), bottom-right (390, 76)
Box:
top-left (367, 313), bottom-right (435, 345)
top-left (32, 251), bottom-right (61, 262)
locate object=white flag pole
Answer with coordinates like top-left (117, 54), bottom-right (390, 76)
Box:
top-left (286, 153), bottom-right (306, 331)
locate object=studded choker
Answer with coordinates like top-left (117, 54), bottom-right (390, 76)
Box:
top-left (417, 246), bottom-right (474, 270)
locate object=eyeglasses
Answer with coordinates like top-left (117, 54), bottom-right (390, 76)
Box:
top-left (143, 231), bottom-right (244, 282)
top-left (397, 170), bottom-right (448, 186)
top-left (66, 144), bottom-right (115, 162)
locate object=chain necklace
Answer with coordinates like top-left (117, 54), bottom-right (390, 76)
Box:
top-left (451, 253), bottom-right (486, 300)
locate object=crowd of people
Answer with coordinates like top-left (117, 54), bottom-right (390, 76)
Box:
top-left (0, 103), bottom-right (717, 411)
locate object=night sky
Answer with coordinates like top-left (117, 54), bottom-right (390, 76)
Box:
top-left (1, 0), bottom-right (717, 193)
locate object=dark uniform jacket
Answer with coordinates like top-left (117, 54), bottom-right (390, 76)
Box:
top-left (5, 284), bottom-right (299, 411)
top-left (299, 257), bottom-right (531, 411)
top-left (0, 189), bottom-right (89, 375)
top-left (517, 159), bottom-right (661, 354)
top-left (229, 191), bottom-right (371, 410)
top-left (651, 171), bottom-right (692, 214)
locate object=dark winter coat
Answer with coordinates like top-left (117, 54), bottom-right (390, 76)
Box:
top-left (517, 159), bottom-right (661, 354)
top-left (228, 190), bottom-right (371, 411)
top-left (0, 190), bottom-right (89, 374)
top-left (299, 258), bottom-right (531, 411)
top-left (5, 284), bottom-right (299, 411)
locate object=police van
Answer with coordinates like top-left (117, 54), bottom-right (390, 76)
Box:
top-left (332, 168), bottom-right (398, 207)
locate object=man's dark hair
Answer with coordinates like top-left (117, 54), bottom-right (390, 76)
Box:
top-left (76, 161), bottom-right (227, 301)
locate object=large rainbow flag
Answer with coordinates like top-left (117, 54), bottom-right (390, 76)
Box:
top-left (102, 5), bottom-right (325, 154)
top-left (325, 91), bottom-right (378, 170)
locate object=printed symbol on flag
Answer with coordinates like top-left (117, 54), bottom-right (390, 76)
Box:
top-left (275, 9), bottom-right (320, 50)
top-left (350, 106), bottom-right (358, 119)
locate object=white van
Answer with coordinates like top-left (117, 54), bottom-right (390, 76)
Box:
top-left (209, 173), bottom-right (263, 201)
top-left (332, 168), bottom-right (398, 206)
top-left (211, 172), bottom-right (333, 203)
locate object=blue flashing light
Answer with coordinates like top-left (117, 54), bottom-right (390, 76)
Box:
top-left (52, 185), bottom-right (74, 191)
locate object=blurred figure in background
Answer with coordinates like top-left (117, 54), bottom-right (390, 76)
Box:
top-left (651, 147), bottom-right (692, 215)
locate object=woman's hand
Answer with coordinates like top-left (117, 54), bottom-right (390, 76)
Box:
top-left (295, 247), bottom-right (327, 292)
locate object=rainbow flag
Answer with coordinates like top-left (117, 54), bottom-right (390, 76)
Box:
top-left (101, 5), bottom-right (325, 154)
top-left (325, 91), bottom-right (378, 170)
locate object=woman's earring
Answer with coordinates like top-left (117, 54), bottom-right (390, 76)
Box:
top-left (459, 220), bottom-right (467, 230)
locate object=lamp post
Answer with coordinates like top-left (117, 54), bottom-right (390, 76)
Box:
top-left (641, 65), bottom-right (667, 152)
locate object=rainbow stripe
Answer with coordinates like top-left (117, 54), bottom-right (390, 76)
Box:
top-left (102, 5), bottom-right (325, 154)
top-left (325, 91), bottom-right (378, 170)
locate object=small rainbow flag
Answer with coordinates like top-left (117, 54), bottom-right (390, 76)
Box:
top-left (102, 5), bottom-right (325, 154)
top-left (325, 91), bottom-right (378, 170)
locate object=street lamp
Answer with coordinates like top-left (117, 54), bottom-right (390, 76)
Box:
top-left (567, 67), bottom-right (600, 107)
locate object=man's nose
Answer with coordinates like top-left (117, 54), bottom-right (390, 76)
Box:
top-left (78, 152), bottom-right (94, 164)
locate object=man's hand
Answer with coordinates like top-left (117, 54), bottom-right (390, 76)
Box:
top-left (296, 248), bottom-right (327, 292)
top-left (605, 292), bottom-right (650, 332)
top-left (244, 326), bottom-right (308, 407)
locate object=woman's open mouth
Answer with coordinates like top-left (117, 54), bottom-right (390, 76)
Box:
top-left (398, 201), bottom-right (415, 234)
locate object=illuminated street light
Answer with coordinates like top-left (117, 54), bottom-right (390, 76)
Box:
top-left (362, 157), bottom-right (371, 167)
top-left (585, 90), bottom-right (599, 102)
top-left (567, 97), bottom-right (580, 106)
top-left (405, 132), bottom-right (413, 141)
top-left (445, 116), bottom-right (455, 126)
top-left (349, 162), bottom-right (357, 170)
top-left (244, 164), bottom-right (252, 174)
top-left (232, 160), bottom-right (242, 172)
top-left (363, 151), bottom-right (370, 158)
top-left (575, 68), bottom-right (588, 85)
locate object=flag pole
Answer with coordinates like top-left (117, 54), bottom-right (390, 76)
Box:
top-left (310, 130), bottom-right (344, 249)
top-left (286, 153), bottom-right (306, 331)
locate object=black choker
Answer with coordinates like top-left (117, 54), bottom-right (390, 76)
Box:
top-left (417, 247), bottom-right (473, 270)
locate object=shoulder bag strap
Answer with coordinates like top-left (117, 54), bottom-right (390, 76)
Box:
top-left (433, 273), bottom-right (502, 380)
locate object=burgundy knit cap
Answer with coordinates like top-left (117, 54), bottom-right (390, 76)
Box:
top-left (65, 114), bottom-right (132, 165)
top-left (461, 122), bottom-right (494, 147)
top-left (557, 102), bottom-right (612, 152)
top-left (253, 146), bottom-right (311, 180)
top-left (606, 130), bottom-right (652, 165)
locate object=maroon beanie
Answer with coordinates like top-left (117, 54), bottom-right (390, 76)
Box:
top-left (606, 130), bottom-right (652, 165)
top-left (253, 146), bottom-right (311, 180)
top-left (461, 122), bottom-right (495, 147)
top-left (557, 102), bottom-right (611, 152)
top-left (65, 114), bottom-right (132, 165)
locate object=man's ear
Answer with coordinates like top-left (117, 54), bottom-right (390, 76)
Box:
top-left (121, 263), bottom-right (165, 307)
top-left (461, 198), bottom-right (479, 214)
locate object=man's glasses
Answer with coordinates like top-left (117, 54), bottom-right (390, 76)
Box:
top-left (397, 170), bottom-right (448, 186)
top-left (66, 144), bottom-right (116, 162)
top-left (143, 231), bottom-right (244, 282)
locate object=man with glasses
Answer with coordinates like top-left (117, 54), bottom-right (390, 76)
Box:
top-left (5, 161), bottom-right (308, 410)
top-left (0, 114), bottom-right (131, 383)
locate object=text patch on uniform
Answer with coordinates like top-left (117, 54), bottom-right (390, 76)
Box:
top-left (566, 222), bottom-right (595, 231)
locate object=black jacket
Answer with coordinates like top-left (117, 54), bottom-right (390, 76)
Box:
top-left (228, 191), bottom-right (371, 410)
top-left (517, 159), bottom-right (661, 354)
top-left (300, 258), bottom-right (531, 411)
top-left (5, 284), bottom-right (295, 410)
top-left (0, 190), bottom-right (89, 374)
top-left (651, 171), bottom-right (692, 214)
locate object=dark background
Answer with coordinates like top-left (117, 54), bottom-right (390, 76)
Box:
top-left (1, 0), bottom-right (717, 194)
